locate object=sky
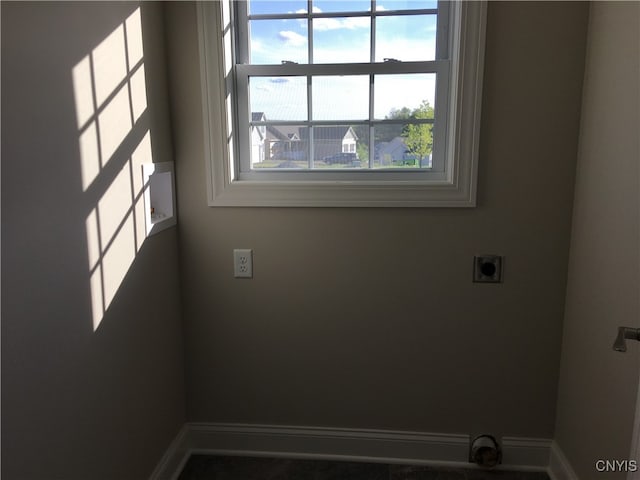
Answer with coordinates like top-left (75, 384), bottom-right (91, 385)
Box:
top-left (246, 0), bottom-right (439, 122)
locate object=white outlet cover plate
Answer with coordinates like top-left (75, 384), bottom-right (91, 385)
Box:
top-left (234, 249), bottom-right (253, 278)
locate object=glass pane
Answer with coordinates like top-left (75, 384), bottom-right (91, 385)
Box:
top-left (252, 124), bottom-right (309, 169)
top-left (250, 76), bottom-right (307, 121)
top-left (313, 125), bottom-right (368, 169)
top-left (373, 73), bottom-right (435, 120)
top-left (375, 0), bottom-right (437, 10)
top-left (312, 75), bottom-right (369, 120)
top-left (373, 122), bottom-right (433, 168)
top-left (249, 20), bottom-right (308, 64)
top-left (313, 1), bottom-right (371, 13)
top-left (375, 14), bottom-right (436, 62)
top-left (249, 0), bottom-right (307, 15)
top-left (313, 17), bottom-right (370, 63)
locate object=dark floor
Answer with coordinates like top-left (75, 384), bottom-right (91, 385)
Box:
top-left (178, 455), bottom-right (551, 480)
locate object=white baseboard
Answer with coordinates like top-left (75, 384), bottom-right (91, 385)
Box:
top-left (548, 441), bottom-right (579, 480)
top-left (188, 423), bottom-right (471, 465)
top-left (502, 436), bottom-right (553, 470)
top-left (150, 423), bottom-right (552, 480)
top-left (148, 425), bottom-right (191, 480)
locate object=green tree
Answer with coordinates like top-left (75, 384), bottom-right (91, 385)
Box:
top-left (356, 142), bottom-right (369, 162)
top-left (375, 106), bottom-right (412, 143)
top-left (403, 100), bottom-right (434, 166)
top-left (351, 124), bottom-right (369, 162)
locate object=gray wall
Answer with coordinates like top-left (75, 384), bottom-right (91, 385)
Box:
top-left (166, 2), bottom-right (588, 437)
top-left (555, 2), bottom-right (640, 478)
top-left (1, 3), bottom-right (185, 479)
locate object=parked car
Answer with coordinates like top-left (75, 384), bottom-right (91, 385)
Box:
top-left (323, 152), bottom-right (359, 164)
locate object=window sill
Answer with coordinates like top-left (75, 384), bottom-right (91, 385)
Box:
top-left (206, 177), bottom-right (478, 207)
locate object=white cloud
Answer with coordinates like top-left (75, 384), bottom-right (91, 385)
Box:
top-left (312, 39), bottom-right (370, 63)
top-left (313, 17), bottom-right (343, 31)
top-left (251, 70), bottom-right (435, 122)
top-left (345, 17), bottom-right (370, 29)
top-left (278, 30), bottom-right (306, 46)
top-left (375, 36), bottom-right (435, 62)
top-left (307, 6), bottom-right (369, 31)
top-left (314, 16), bottom-right (369, 31)
top-left (250, 35), bottom-right (307, 64)
top-left (312, 75), bottom-right (369, 120)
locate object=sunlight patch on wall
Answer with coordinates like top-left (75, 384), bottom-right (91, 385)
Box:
top-left (130, 65), bottom-right (147, 123)
top-left (132, 133), bottom-right (152, 252)
top-left (73, 7), bottom-right (152, 331)
top-left (92, 23), bottom-right (128, 107)
top-left (72, 8), bottom-right (148, 192)
top-left (99, 84), bottom-right (133, 163)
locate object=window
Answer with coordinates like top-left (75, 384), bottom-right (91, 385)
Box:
top-left (197, 0), bottom-right (486, 207)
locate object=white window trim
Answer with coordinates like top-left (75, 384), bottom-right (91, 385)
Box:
top-left (197, 1), bottom-right (487, 207)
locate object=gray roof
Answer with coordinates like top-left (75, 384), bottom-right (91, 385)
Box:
top-left (265, 125), bottom-right (301, 141)
top-left (298, 126), bottom-right (356, 141)
top-left (263, 125), bottom-right (357, 142)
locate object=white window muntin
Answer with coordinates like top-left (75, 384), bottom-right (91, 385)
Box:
top-left (234, 1), bottom-right (450, 181)
top-left (197, 1), bottom-right (486, 206)
top-left (235, 2), bottom-right (445, 65)
top-left (235, 60), bottom-right (449, 181)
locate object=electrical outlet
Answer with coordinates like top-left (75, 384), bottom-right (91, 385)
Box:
top-left (473, 255), bottom-right (503, 283)
top-left (234, 249), bottom-right (253, 278)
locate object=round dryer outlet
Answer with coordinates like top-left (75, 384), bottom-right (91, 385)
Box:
top-left (469, 434), bottom-right (502, 467)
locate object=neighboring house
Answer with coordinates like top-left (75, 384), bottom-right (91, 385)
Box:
top-left (300, 126), bottom-right (358, 159)
top-left (266, 124), bottom-right (305, 160)
top-left (375, 136), bottom-right (433, 168)
top-left (251, 115), bottom-right (358, 163)
top-left (375, 136), bottom-right (409, 165)
top-left (251, 112), bottom-right (267, 165)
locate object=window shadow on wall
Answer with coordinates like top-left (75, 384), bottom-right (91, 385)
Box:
top-left (72, 6), bottom-right (154, 331)
top-left (1, 3), bottom-right (185, 477)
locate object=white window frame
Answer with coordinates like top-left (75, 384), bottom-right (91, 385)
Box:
top-left (197, 1), bottom-right (486, 207)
